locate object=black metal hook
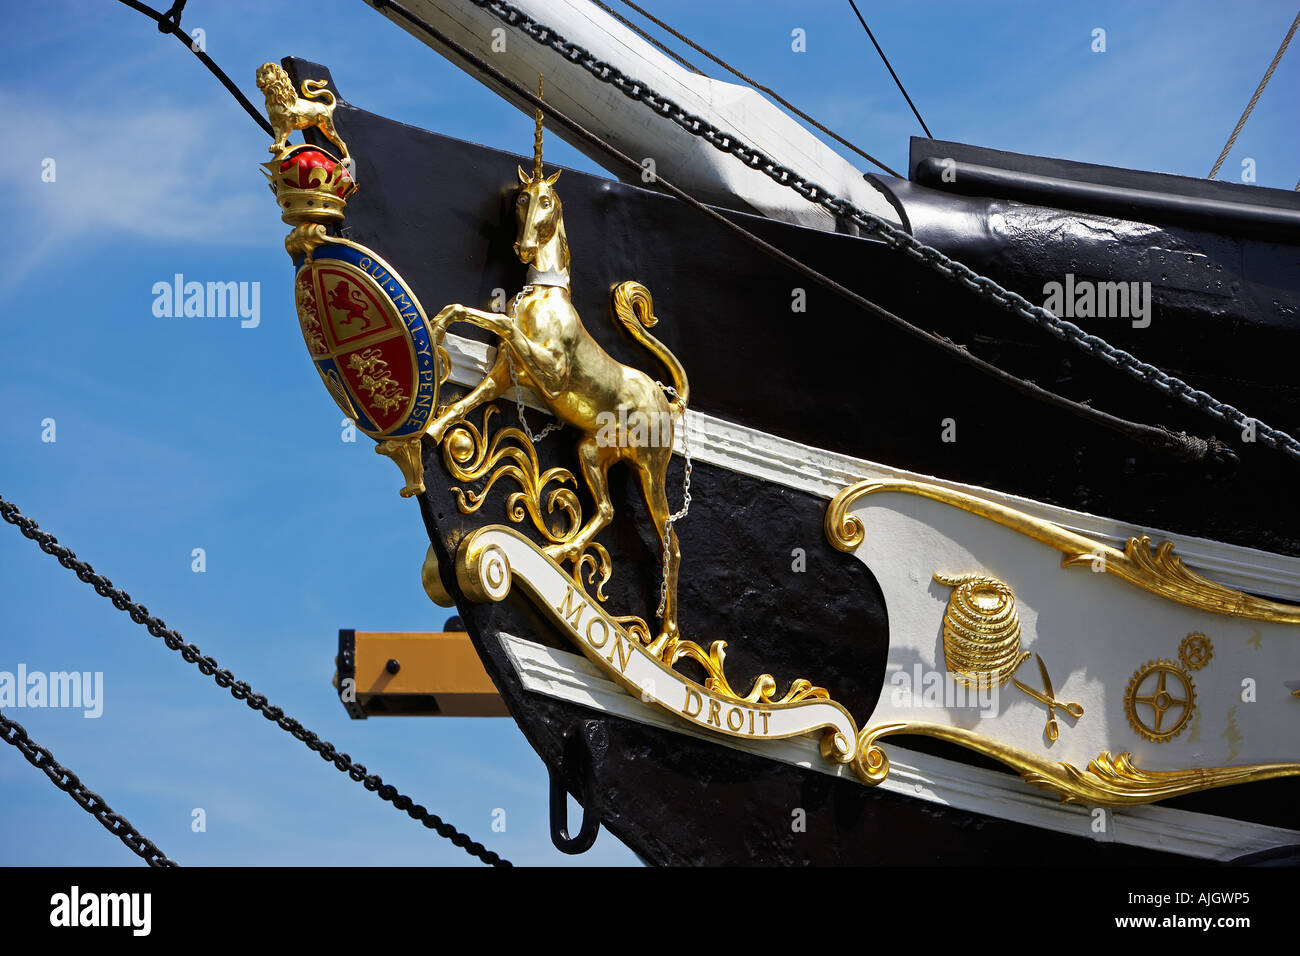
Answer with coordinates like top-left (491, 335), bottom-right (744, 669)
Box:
top-left (547, 727), bottom-right (602, 854)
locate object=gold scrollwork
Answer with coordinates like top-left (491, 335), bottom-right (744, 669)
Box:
top-left (442, 405), bottom-right (579, 540)
top-left (671, 640), bottom-right (831, 705)
top-left (827, 479), bottom-right (1300, 625)
top-left (439, 404), bottom-right (614, 596)
top-left (829, 479), bottom-right (1300, 802)
top-left (852, 721), bottom-right (1300, 805)
top-left (437, 401), bottom-right (830, 710)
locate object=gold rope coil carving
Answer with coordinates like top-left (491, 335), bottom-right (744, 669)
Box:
top-left (935, 573), bottom-right (1027, 688)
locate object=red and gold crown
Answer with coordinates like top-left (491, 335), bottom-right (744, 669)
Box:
top-left (263, 144), bottom-right (357, 225)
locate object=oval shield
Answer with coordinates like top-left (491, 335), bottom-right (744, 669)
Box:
top-left (292, 240), bottom-right (440, 438)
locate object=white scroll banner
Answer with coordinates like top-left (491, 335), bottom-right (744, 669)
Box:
top-left (456, 526), bottom-right (858, 763)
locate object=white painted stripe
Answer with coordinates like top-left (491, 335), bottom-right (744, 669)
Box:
top-left (499, 631), bottom-right (1300, 861)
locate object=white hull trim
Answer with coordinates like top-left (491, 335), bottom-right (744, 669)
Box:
top-left (499, 631), bottom-right (1300, 862)
top-left (375, 0), bottom-right (903, 232)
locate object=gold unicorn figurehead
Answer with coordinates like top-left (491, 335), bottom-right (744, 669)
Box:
top-left (513, 78), bottom-right (568, 279)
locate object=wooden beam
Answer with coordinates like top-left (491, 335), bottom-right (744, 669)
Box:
top-left (336, 630), bottom-right (508, 718)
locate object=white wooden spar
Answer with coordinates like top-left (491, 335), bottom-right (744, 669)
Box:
top-left (367, 0), bottom-right (904, 230)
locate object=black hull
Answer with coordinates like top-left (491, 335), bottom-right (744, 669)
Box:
top-left (289, 59), bottom-right (1300, 864)
top-left (295, 57), bottom-right (1300, 560)
top-left (418, 444), bottom-right (1210, 866)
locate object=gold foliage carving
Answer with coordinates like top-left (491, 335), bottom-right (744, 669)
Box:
top-left (670, 639), bottom-right (831, 705)
top-left (440, 404), bottom-right (610, 598)
top-left (852, 721), bottom-right (1300, 805)
top-left (438, 402), bottom-right (828, 708)
top-left (827, 479), bottom-right (1300, 625)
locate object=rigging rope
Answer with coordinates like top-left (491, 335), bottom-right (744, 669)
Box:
top-left (1208, 10), bottom-right (1300, 179)
top-left (1, 711), bottom-right (178, 867)
top-left (0, 495), bottom-right (511, 868)
top-left (371, 0), bottom-right (1230, 463)
top-left (114, 0), bottom-right (274, 137)
top-left (59, 0), bottom-right (1292, 866)
top-left (109, 0), bottom-right (1299, 461)
top-left (847, 0), bottom-right (933, 138)
top-left (419, 0), bottom-right (1299, 466)
top-left (103, 0), bottom-right (1246, 465)
top-left (608, 0), bottom-right (902, 178)
top-left (592, 1), bottom-right (703, 75)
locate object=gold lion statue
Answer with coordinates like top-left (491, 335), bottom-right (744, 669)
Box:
top-left (255, 62), bottom-right (352, 167)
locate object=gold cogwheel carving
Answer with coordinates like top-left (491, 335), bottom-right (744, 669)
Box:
top-left (1125, 659), bottom-right (1196, 743)
top-left (1179, 632), bottom-right (1213, 671)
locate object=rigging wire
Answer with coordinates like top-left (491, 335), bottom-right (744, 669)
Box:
top-left (1208, 10), bottom-right (1300, 179)
top-left (444, 0), bottom-right (1300, 466)
top-left (847, 0), bottom-right (933, 139)
top-left (592, 0), bottom-right (703, 74)
top-left (0, 497), bottom-right (511, 867)
top-left (108, 0), bottom-right (1239, 463)
top-left (101, 0), bottom-right (514, 870)
top-left (103, 0), bottom-right (1275, 459)
top-left (372, 0), bottom-right (1227, 464)
top-left (608, 0), bottom-right (903, 178)
top-left (1, 711), bottom-right (178, 867)
top-left (114, 0), bottom-right (274, 138)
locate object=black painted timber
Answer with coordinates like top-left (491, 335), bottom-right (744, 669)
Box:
top-left (287, 59), bottom-right (1300, 864)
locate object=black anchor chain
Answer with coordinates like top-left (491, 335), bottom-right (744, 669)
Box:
top-left (0, 495), bottom-right (511, 867)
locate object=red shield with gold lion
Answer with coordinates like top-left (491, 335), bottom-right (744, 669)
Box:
top-left (292, 241), bottom-right (439, 438)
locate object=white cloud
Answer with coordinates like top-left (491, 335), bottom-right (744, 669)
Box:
top-left (0, 88), bottom-right (269, 294)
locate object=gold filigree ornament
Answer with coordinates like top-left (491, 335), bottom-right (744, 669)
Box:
top-left (827, 478), bottom-right (1300, 800)
top-left (436, 401), bottom-right (825, 706)
top-left (854, 723), bottom-right (1300, 805)
top-left (670, 640), bottom-right (832, 705)
top-left (826, 479), bottom-right (1300, 624)
top-left (439, 404), bottom-right (612, 599)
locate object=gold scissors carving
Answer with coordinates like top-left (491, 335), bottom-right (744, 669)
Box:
top-left (1012, 653), bottom-right (1084, 741)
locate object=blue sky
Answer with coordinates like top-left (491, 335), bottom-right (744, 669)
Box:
top-left (1, 0), bottom-right (1296, 867)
